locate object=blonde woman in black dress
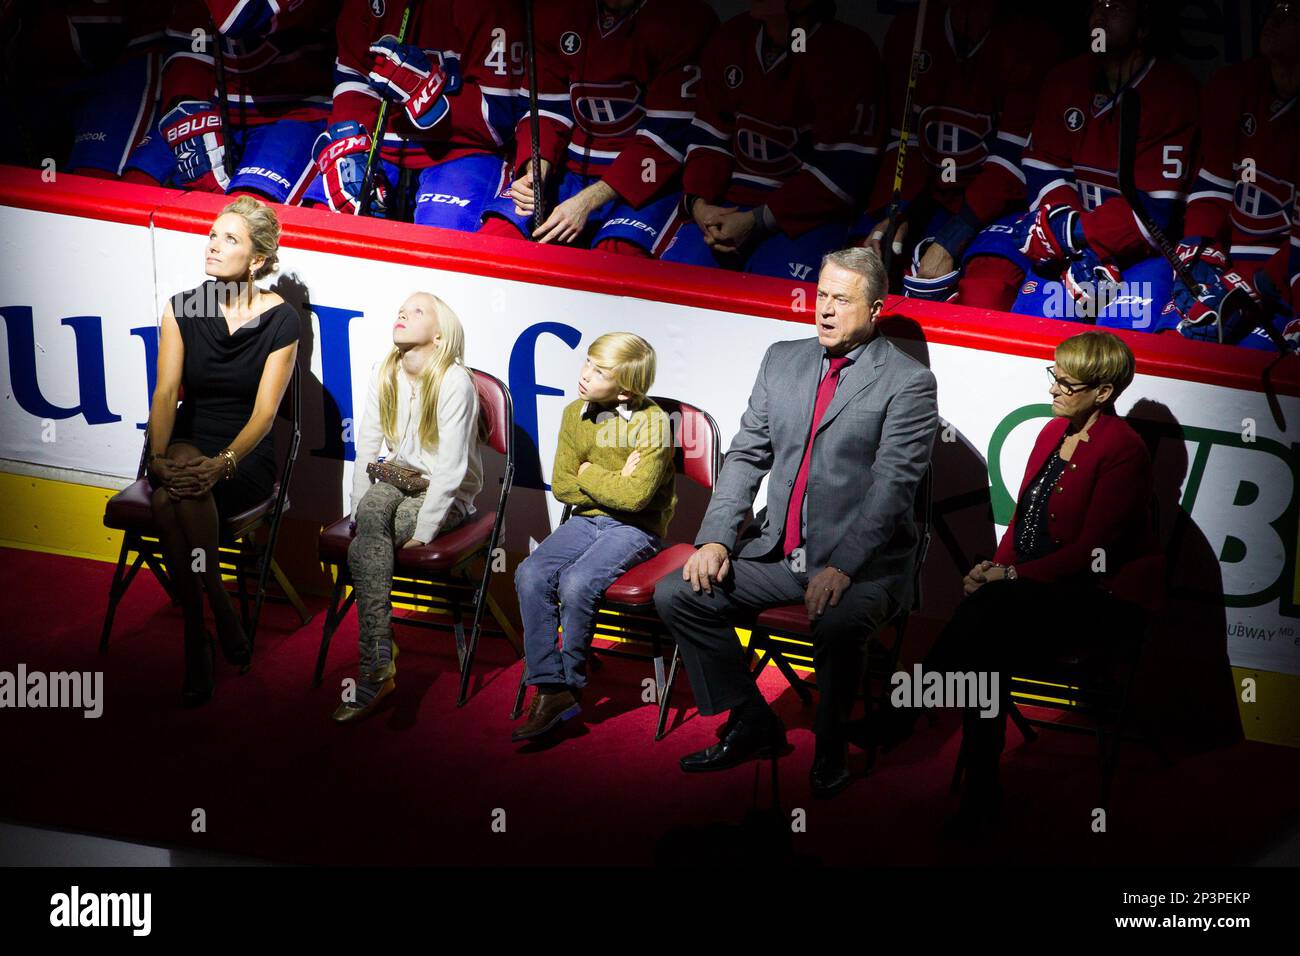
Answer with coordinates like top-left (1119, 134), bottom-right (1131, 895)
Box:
top-left (147, 196), bottom-right (300, 706)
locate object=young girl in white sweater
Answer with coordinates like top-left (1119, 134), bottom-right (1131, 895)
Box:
top-left (333, 292), bottom-right (485, 722)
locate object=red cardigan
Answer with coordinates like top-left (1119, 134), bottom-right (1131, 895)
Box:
top-left (994, 411), bottom-right (1156, 602)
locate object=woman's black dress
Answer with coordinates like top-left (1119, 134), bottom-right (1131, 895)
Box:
top-left (162, 281), bottom-right (300, 519)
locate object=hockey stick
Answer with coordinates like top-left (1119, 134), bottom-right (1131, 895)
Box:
top-left (524, 0), bottom-right (545, 236)
top-left (881, 0), bottom-right (928, 276)
top-left (359, 3), bottom-right (414, 218)
top-left (1117, 87), bottom-right (1291, 353)
top-left (211, 17), bottom-right (236, 181)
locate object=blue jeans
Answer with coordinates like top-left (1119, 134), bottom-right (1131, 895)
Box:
top-left (515, 514), bottom-right (662, 689)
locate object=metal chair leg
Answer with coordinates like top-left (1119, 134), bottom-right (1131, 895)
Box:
top-left (99, 537), bottom-right (133, 652)
top-left (451, 594), bottom-right (468, 670)
top-left (655, 644), bottom-right (682, 741)
top-left (772, 653), bottom-right (813, 705)
top-left (313, 573), bottom-right (350, 687)
top-left (456, 560), bottom-right (494, 707)
top-left (234, 538), bottom-right (252, 632)
top-left (510, 663), bottom-right (529, 720)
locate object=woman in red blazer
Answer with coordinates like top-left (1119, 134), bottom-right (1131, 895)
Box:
top-left (931, 330), bottom-right (1156, 835)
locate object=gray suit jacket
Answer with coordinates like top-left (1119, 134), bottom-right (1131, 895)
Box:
top-left (695, 332), bottom-right (939, 599)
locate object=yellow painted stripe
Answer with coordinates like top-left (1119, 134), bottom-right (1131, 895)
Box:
top-left (0, 472), bottom-right (125, 561)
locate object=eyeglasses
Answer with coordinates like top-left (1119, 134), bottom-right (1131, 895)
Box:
top-left (1046, 365), bottom-right (1099, 396)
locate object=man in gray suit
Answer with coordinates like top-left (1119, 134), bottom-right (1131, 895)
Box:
top-left (654, 246), bottom-right (938, 797)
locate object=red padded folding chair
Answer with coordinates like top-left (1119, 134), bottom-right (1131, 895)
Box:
top-left (742, 463), bottom-right (934, 769)
top-left (509, 396), bottom-right (723, 740)
top-left (100, 366), bottom-right (308, 653)
top-left (312, 368), bottom-right (520, 706)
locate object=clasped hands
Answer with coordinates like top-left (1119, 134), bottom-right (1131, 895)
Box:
top-left (691, 200), bottom-right (760, 255)
top-left (682, 542), bottom-right (851, 622)
top-left (963, 559), bottom-right (1009, 595)
top-left (148, 456), bottom-right (225, 500)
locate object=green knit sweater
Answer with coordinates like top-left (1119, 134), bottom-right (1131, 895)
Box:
top-left (551, 398), bottom-right (676, 538)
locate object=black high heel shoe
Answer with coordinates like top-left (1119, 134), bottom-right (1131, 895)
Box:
top-left (182, 628), bottom-right (216, 708)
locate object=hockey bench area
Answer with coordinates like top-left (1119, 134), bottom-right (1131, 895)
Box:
top-left (0, 164), bottom-right (1298, 759)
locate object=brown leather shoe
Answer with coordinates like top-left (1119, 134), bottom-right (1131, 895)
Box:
top-left (511, 689), bottom-right (582, 742)
top-left (330, 677), bottom-right (395, 723)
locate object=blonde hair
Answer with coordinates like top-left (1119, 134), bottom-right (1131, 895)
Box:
top-left (587, 332), bottom-right (657, 402)
top-left (378, 294), bottom-right (486, 452)
top-left (1055, 331), bottom-right (1136, 404)
top-left (219, 195), bottom-right (281, 280)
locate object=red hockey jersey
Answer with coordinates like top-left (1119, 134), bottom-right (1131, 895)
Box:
top-left (161, 0), bottom-right (339, 125)
top-left (1021, 55), bottom-right (1200, 265)
top-left (682, 13), bottom-right (884, 238)
top-left (1184, 58), bottom-right (1298, 271)
top-left (866, 3), bottom-right (1060, 226)
top-left (516, 0), bottom-right (719, 209)
top-left (329, 0), bottom-right (523, 169)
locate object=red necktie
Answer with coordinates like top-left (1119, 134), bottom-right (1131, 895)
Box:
top-left (783, 356), bottom-right (852, 556)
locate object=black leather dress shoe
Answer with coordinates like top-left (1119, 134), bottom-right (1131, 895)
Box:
top-left (810, 739), bottom-right (852, 798)
top-left (714, 710), bottom-right (740, 740)
top-left (681, 711), bottom-right (786, 773)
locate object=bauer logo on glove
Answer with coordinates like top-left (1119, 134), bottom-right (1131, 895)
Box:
top-left (160, 101), bottom-right (230, 193)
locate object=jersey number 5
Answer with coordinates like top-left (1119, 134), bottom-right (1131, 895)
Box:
top-left (1161, 145), bottom-right (1183, 181)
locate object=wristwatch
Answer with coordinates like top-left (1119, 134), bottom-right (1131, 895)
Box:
top-left (1005, 564), bottom-right (1018, 581)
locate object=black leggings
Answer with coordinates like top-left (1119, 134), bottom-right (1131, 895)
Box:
top-left (925, 577), bottom-right (1136, 784)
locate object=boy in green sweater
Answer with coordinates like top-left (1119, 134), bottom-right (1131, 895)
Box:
top-left (512, 332), bottom-right (676, 742)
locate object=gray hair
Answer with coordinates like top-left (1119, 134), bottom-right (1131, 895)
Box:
top-left (821, 246), bottom-right (888, 304)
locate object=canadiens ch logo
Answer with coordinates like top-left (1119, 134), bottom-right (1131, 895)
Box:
top-left (369, 0), bottom-right (384, 15)
top-left (1241, 112), bottom-right (1257, 136)
top-left (725, 65), bottom-right (744, 88)
top-left (561, 31), bottom-right (582, 55)
top-left (1022, 281), bottom-right (1038, 294)
top-left (1064, 107), bottom-right (1085, 131)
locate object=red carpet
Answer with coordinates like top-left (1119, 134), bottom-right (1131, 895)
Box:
top-left (1, 546), bottom-right (1297, 866)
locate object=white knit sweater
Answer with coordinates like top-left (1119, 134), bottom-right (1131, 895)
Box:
top-left (350, 360), bottom-right (484, 543)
